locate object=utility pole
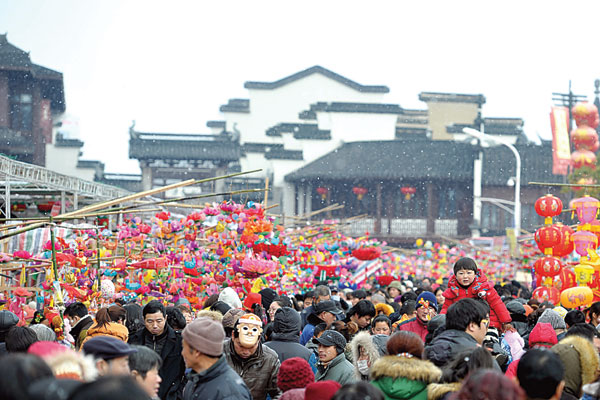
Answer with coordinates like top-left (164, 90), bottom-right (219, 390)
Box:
top-left (552, 80), bottom-right (587, 132)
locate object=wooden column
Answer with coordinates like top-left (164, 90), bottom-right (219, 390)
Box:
top-left (375, 182), bottom-right (382, 234)
top-left (427, 182), bottom-right (436, 234)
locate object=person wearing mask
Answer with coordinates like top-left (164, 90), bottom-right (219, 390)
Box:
top-left (129, 300), bottom-right (186, 400)
top-left (265, 307), bottom-right (312, 362)
top-left (82, 336), bottom-right (137, 376)
top-left (224, 313), bottom-right (281, 400)
top-left (181, 317), bottom-right (251, 400)
top-left (349, 331), bottom-right (387, 381)
top-left (313, 330), bottom-right (356, 385)
top-left (81, 305), bottom-right (129, 345)
top-left (397, 291), bottom-right (438, 342)
top-left (64, 302), bottom-right (94, 350)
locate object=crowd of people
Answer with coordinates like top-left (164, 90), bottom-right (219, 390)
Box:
top-left (1, 256), bottom-right (600, 400)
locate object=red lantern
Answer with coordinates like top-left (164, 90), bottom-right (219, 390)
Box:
top-left (532, 286), bottom-right (560, 305)
top-left (534, 256), bottom-right (562, 278)
top-left (552, 224), bottom-right (575, 257)
top-left (316, 187), bottom-right (329, 201)
top-left (534, 225), bottom-right (563, 255)
top-left (571, 149), bottom-right (597, 169)
top-left (553, 267), bottom-right (577, 291)
top-left (352, 187), bottom-right (368, 200)
top-left (400, 186), bottom-right (417, 200)
top-left (572, 102), bottom-right (600, 129)
top-left (352, 247), bottom-right (382, 260)
top-left (534, 194), bottom-right (563, 225)
top-left (37, 201), bottom-right (55, 213)
top-left (571, 126), bottom-right (599, 151)
top-left (11, 202), bottom-right (27, 213)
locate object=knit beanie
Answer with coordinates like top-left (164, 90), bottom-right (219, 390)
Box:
top-left (453, 257), bottom-right (478, 275)
top-left (304, 381), bottom-right (341, 400)
top-left (538, 309), bottom-right (566, 330)
top-left (222, 309), bottom-right (246, 330)
top-left (259, 288), bottom-right (278, 310)
top-left (182, 317), bottom-right (224, 357)
top-left (416, 291), bottom-right (438, 310)
top-left (218, 287), bottom-right (243, 309)
top-left (244, 292), bottom-right (262, 311)
top-left (277, 357), bottom-right (315, 392)
top-left (529, 322), bottom-right (558, 348)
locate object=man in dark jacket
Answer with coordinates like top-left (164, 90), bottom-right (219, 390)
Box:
top-left (129, 300), bottom-right (186, 400)
top-left (181, 317), bottom-right (251, 400)
top-left (425, 298), bottom-right (489, 367)
top-left (64, 302), bottom-right (94, 350)
top-left (265, 307), bottom-right (312, 362)
top-left (224, 313), bottom-right (281, 400)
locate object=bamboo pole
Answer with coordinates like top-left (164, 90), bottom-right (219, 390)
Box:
top-left (264, 177), bottom-right (270, 210)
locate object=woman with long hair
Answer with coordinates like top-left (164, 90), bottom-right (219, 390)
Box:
top-left (81, 305), bottom-right (129, 345)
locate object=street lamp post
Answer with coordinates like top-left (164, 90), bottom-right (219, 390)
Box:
top-left (463, 127), bottom-right (521, 238)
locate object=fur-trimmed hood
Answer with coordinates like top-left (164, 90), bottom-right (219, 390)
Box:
top-left (552, 335), bottom-right (599, 397)
top-left (427, 382), bottom-right (461, 400)
top-left (371, 355), bottom-right (442, 383)
top-left (350, 331), bottom-right (382, 379)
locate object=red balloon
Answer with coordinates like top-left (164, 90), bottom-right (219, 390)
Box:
top-left (532, 286), bottom-right (560, 305)
top-left (534, 256), bottom-right (562, 278)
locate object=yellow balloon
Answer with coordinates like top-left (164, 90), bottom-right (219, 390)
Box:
top-left (416, 238), bottom-right (423, 247)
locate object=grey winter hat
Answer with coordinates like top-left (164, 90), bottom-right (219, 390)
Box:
top-left (273, 307), bottom-right (301, 334)
top-left (538, 309), bottom-right (566, 330)
top-left (313, 330), bottom-right (347, 354)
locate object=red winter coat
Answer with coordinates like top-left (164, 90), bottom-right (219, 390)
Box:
top-left (440, 272), bottom-right (511, 329)
top-left (397, 317), bottom-right (429, 343)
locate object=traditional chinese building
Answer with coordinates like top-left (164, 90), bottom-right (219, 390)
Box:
top-left (129, 66), bottom-right (564, 242)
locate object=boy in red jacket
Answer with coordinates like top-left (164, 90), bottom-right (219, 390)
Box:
top-left (441, 257), bottom-right (511, 330)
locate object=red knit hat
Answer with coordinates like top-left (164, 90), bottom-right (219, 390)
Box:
top-left (244, 292), bottom-right (262, 311)
top-left (529, 322), bottom-right (558, 348)
top-left (304, 381), bottom-right (341, 400)
top-left (277, 357), bottom-right (315, 392)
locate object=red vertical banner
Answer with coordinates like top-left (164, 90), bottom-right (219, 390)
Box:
top-left (550, 106), bottom-right (571, 175)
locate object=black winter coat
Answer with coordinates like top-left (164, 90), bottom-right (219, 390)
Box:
top-left (424, 329), bottom-right (479, 367)
top-left (265, 332), bottom-right (312, 362)
top-left (129, 325), bottom-right (186, 400)
top-left (183, 355), bottom-right (252, 400)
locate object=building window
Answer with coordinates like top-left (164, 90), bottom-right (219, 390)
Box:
top-left (10, 93), bottom-right (33, 131)
top-left (438, 188), bottom-right (457, 218)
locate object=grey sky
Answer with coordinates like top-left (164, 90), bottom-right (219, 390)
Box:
top-left (2, 1), bottom-right (599, 173)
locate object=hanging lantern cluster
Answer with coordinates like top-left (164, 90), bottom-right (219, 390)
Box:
top-left (316, 187), bottom-right (329, 201)
top-left (400, 186), bottom-right (416, 200)
top-left (570, 102), bottom-right (599, 170)
top-left (532, 194), bottom-right (569, 304)
top-left (531, 193), bottom-right (600, 308)
top-left (352, 186), bottom-right (368, 201)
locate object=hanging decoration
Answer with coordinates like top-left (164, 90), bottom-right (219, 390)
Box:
top-left (316, 187), bottom-right (329, 201)
top-left (352, 186), bottom-right (368, 201)
top-left (400, 186), bottom-right (417, 201)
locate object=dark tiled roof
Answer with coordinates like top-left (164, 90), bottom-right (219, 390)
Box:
top-left (265, 148), bottom-right (303, 160)
top-left (219, 98), bottom-right (250, 113)
top-left (244, 65), bottom-right (389, 93)
top-left (482, 142), bottom-right (562, 185)
top-left (129, 131), bottom-right (241, 161)
top-left (55, 133), bottom-right (83, 148)
top-left (285, 140), bottom-right (475, 182)
top-left (77, 160), bottom-right (104, 169)
top-left (0, 34), bottom-right (62, 80)
top-left (242, 142), bottom-right (283, 153)
top-left (206, 120), bottom-right (226, 128)
top-left (419, 92), bottom-right (486, 105)
top-left (300, 102), bottom-right (402, 116)
top-left (266, 123), bottom-right (331, 140)
top-left (447, 119), bottom-right (524, 136)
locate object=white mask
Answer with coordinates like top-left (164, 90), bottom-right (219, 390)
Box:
top-left (357, 359), bottom-right (370, 376)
